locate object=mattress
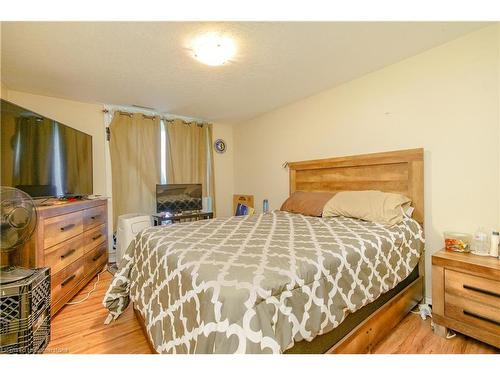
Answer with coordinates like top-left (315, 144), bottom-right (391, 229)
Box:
top-left (103, 210), bottom-right (424, 354)
top-left (284, 265), bottom-right (419, 353)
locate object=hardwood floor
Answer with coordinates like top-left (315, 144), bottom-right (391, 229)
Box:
top-left (372, 309), bottom-right (498, 354)
top-left (45, 271), bottom-right (499, 354)
top-left (45, 270), bottom-right (151, 354)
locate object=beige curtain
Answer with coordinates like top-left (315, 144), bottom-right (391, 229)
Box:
top-left (109, 113), bottom-right (161, 229)
top-left (165, 119), bottom-right (215, 212)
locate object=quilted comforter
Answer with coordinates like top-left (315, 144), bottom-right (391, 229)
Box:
top-left (103, 210), bottom-right (424, 353)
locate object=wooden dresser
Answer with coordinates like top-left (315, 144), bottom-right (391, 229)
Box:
top-left (10, 199), bottom-right (109, 316)
top-left (432, 249), bottom-right (500, 348)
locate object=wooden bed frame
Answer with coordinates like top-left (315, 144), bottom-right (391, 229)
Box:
top-left (288, 148), bottom-right (424, 353)
top-left (134, 148), bottom-right (425, 354)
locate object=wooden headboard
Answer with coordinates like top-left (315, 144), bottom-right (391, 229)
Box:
top-left (288, 148), bottom-right (424, 224)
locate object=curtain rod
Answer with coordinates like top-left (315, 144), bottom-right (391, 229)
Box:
top-left (102, 108), bottom-right (209, 125)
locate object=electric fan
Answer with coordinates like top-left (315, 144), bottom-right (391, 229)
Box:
top-left (0, 186), bottom-right (38, 284)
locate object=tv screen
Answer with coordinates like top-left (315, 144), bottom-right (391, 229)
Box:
top-left (0, 99), bottom-right (93, 198)
top-left (156, 184), bottom-right (202, 213)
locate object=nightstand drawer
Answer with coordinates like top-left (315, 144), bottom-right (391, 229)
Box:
top-left (445, 269), bottom-right (500, 308)
top-left (445, 293), bottom-right (500, 333)
top-left (432, 249), bottom-right (500, 348)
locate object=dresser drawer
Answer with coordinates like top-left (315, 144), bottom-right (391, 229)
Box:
top-left (445, 293), bottom-right (500, 334)
top-left (44, 211), bottom-right (83, 249)
top-left (84, 243), bottom-right (108, 277)
top-left (83, 224), bottom-right (107, 254)
top-left (44, 234), bottom-right (85, 274)
top-left (83, 205), bottom-right (106, 231)
top-left (51, 257), bottom-right (85, 304)
top-left (445, 269), bottom-right (500, 308)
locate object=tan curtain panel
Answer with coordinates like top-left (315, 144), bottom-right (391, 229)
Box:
top-left (165, 119), bottom-right (215, 212)
top-left (109, 113), bottom-right (161, 229)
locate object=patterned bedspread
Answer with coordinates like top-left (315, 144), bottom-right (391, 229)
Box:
top-left (103, 211), bottom-right (424, 353)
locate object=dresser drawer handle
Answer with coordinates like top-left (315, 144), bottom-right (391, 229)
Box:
top-left (463, 310), bottom-right (500, 326)
top-left (463, 284), bottom-right (500, 299)
top-left (90, 214), bottom-right (101, 220)
top-left (61, 274), bottom-right (76, 287)
top-left (60, 223), bottom-right (75, 232)
top-left (92, 250), bottom-right (106, 262)
top-left (91, 234), bottom-right (103, 241)
top-left (60, 249), bottom-right (76, 259)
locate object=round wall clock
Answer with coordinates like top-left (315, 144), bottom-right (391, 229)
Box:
top-left (214, 139), bottom-right (227, 154)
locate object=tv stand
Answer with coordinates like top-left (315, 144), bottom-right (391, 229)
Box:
top-left (152, 211), bottom-right (213, 226)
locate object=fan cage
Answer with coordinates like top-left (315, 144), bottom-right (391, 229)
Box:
top-left (0, 186), bottom-right (38, 253)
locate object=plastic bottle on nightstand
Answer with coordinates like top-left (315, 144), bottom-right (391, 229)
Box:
top-left (472, 227), bottom-right (489, 256)
top-left (490, 230), bottom-right (499, 258)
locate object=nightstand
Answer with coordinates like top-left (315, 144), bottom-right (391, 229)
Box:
top-left (432, 250), bottom-right (500, 348)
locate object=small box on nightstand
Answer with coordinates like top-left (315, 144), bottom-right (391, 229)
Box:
top-left (431, 249), bottom-right (500, 348)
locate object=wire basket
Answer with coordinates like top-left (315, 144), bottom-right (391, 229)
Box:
top-left (0, 268), bottom-right (51, 354)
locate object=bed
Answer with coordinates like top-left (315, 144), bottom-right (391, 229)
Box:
top-left (103, 148), bottom-right (425, 354)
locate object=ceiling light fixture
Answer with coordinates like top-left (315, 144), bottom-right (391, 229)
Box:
top-left (191, 32), bottom-right (236, 66)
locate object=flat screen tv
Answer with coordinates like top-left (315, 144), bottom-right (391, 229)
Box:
top-left (156, 184), bottom-right (202, 214)
top-left (0, 99), bottom-right (93, 198)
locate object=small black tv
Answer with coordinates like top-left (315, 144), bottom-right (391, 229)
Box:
top-left (0, 99), bottom-right (93, 198)
top-left (156, 184), bottom-right (202, 214)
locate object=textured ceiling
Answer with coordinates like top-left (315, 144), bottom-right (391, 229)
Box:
top-left (1, 22), bottom-right (488, 123)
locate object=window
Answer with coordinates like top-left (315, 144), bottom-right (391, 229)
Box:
top-left (160, 119), bottom-right (167, 184)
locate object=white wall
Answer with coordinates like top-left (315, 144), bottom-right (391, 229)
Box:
top-left (0, 23), bottom-right (3, 99)
top-left (212, 122), bottom-right (235, 217)
top-left (0, 82), bottom-right (7, 100)
top-left (498, 25), bottom-right (500, 228)
top-left (233, 25), bottom-right (500, 301)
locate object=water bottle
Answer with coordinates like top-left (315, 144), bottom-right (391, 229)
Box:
top-left (489, 230), bottom-right (499, 258)
top-left (472, 227), bottom-right (489, 256)
top-left (263, 199), bottom-right (269, 214)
